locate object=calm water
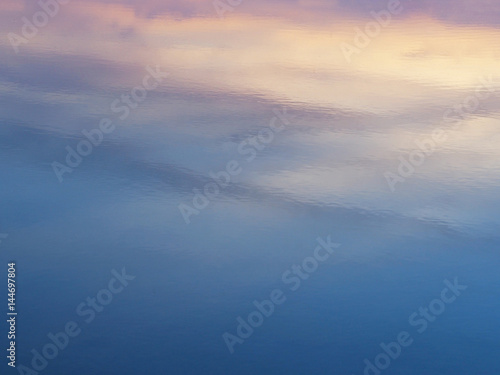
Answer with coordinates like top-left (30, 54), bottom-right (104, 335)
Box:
top-left (1, 0), bottom-right (499, 374)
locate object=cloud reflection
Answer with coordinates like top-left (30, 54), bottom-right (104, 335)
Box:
top-left (1, 0), bottom-right (500, 233)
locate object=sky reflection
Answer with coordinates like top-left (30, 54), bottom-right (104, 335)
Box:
top-left (1, 1), bottom-right (500, 374)
top-left (1, 0), bottom-right (500, 233)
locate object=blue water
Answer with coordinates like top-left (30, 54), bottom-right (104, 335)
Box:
top-left (1, 0), bottom-right (500, 374)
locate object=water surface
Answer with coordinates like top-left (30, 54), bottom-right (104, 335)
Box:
top-left (1, 0), bottom-right (499, 374)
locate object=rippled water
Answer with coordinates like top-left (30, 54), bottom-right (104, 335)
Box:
top-left (1, 0), bottom-right (499, 374)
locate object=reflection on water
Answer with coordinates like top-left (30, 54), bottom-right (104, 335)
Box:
top-left (1, 0), bottom-right (499, 374)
